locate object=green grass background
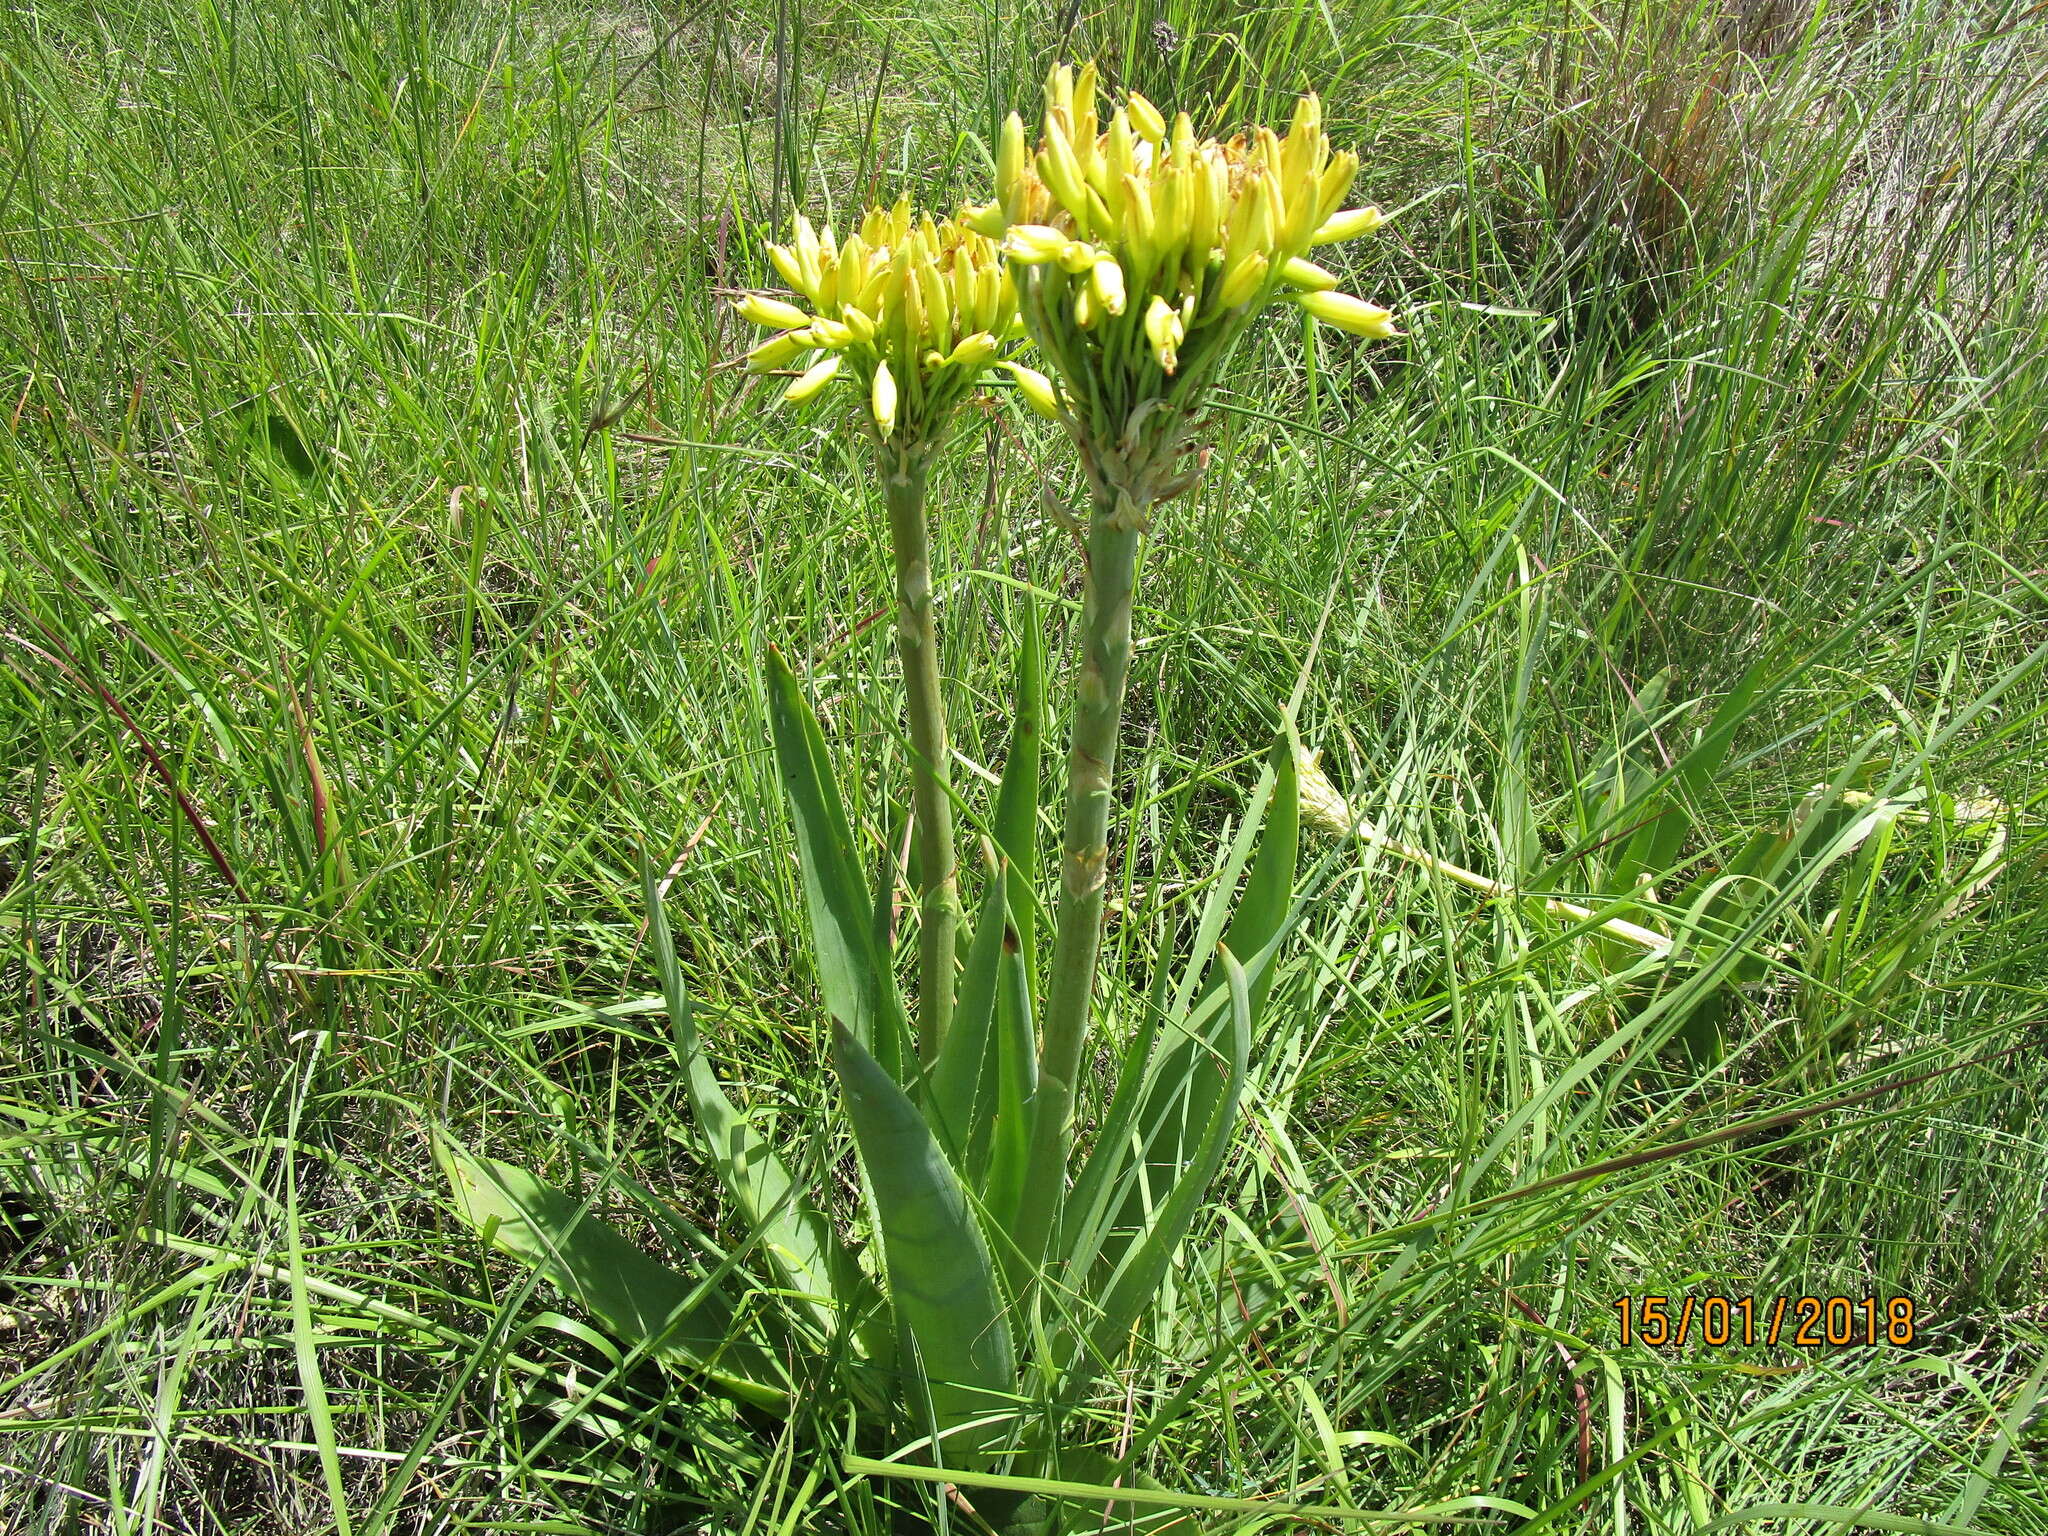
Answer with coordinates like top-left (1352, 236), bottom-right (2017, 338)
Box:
top-left (0, 0), bottom-right (2043, 1530)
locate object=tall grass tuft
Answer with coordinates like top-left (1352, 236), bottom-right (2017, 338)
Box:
top-left (1502, 0), bottom-right (1785, 337)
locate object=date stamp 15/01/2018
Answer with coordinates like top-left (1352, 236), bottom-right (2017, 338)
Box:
top-left (1611, 1295), bottom-right (1919, 1349)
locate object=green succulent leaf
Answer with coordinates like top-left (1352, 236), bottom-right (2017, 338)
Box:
top-left (765, 644), bottom-right (911, 1081)
top-left (982, 936), bottom-right (1038, 1266)
top-left (1065, 731), bottom-right (1296, 1280)
top-left (991, 589), bottom-right (1044, 985)
top-left (927, 861), bottom-right (1012, 1171)
top-left (1217, 729), bottom-right (1300, 1022)
top-left (831, 1020), bottom-right (1017, 1470)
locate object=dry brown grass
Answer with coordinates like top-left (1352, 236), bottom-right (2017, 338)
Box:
top-left (1508, 0), bottom-right (1804, 332)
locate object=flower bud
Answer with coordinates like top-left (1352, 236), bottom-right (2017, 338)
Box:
top-left (1298, 290), bottom-right (1399, 338)
top-left (1056, 240), bottom-right (1098, 275)
top-left (997, 111), bottom-right (1028, 206)
top-left (1312, 206), bottom-right (1384, 245)
top-left (1283, 93), bottom-right (1321, 165)
top-left (962, 201), bottom-right (1008, 238)
top-left (795, 216), bottom-right (826, 288)
top-left (1122, 173), bottom-right (1156, 250)
top-left (1045, 62), bottom-right (1074, 121)
top-left (1090, 256), bottom-right (1127, 316)
top-left (840, 305), bottom-right (876, 342)
top-left (1317, 154), bottom-right (1359, 219)
top-left (1004, 224), bottom-right (1070, 263)
top-left (1073, 62), bottom-right (1100, 142)
top-left (1279, 256), bottom-right (1339, 291)
top-left (1126, 91), bottom-right (1166, 145)
top-left (1143, 294), bottom-right (1184, 373)
top-left (737, 294), bottom-right (813, 331)
top-left (1040, 120), bottom-right (1090, 218)
top-left (917, 262), bottom-right (952, 338)
top-left (1214, 251), bottom-right (1268, 310)
top-left (1192, 155), bottom-right (1228, 254)
top-left (781, 354), bottom-right (840, 403)
top-left (945, 331), bottom-right (1000, 368)
top-left (1106, 109), bottom-right (1135, 186)
top-left (1001, 361), bottom-right (1062, 419)
top-left (871, 359), bottom-right (899, 437)
top-left (767, 243), bottom-right (810, 296)
top-left (745, 331), bottom-right (810, 373)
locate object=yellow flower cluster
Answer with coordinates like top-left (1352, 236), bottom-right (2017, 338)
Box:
top-left (736, 199), bottom-right (1038, 445)
top-left (965, 64), bottom-right (1396, 388)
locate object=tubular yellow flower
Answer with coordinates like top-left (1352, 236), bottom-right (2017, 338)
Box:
top-left (1312, 206), bottom-right (1384, 244)
top-left (1214, 251), bottom-right (1268, 310)
top-left (1279, 256), bottom-right (1339, 291)
top-left (1298, 289), bottom-right (1399, 338)
top-left (737, 200), bottom-right (1028, 447)
top-left (1056, 240), bottom-right (1097, 276)
top-left (1143, 294), bottom-right (1184, 373)
top-left (783, 355), bottom-right (841, 403)
top-left (997, 112), bottom-right (1029, 210)
top-left (1125, 91), bottom-right (1166, 145)
top-left (986, 63), bottom-right (1397, 460)
top-left (1045, 62), bottom-right (1075, 123)
top-left (768, 242), bottom-right (810, 295)
top-left (1039, 121), bottom-right (1091, 223)
top-left (1280, 94), bottom-right (1321, 189)
top-left (872, 359), bottom-right (898, 437)
top-left (1001, 361), bottom-right (1062, 419)
top-left (1317, 154), bottom-right (1360, 218)
top-left (791, 214), bottom-right (823, 278)
top-left (1122, 173), bottom-right (1156, 249)
top-left (945, 331), bottom-right (1000, 368)
top-left (746, 330), bottom-right (812, 373)
top-left (1005, 225), bottom-right (1070, 263)
top-left (738, 294), bottom-right (814, 331)
top-left (1089, 256), bottom-right (1127, 316)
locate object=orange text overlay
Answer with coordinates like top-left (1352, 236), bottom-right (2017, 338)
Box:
top-left (1610, 1295), bottom-right (1918, 1349)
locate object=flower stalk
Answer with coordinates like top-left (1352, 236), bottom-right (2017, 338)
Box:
top-left (1010, 496), bottom-right (1145, 1263)
top-left (737, 200), bottom-right (1024, 1064)
top-left (981, 64), bottom-right (1402, 1244)
top-left (880, 448), bottom-right (961, 1062)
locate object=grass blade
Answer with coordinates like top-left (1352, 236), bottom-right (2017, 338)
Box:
top-left (1058, 945), bottom-right (1251, 1399)
top-left (437, 1138), bottom-right (793, 1411)
top-left (645, 857), bottom-right (877, 1348)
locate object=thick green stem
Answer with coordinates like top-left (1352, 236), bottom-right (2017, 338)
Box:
top-left (882, 452), bottom-right (959, 1069)
top-left (1013, 486), bottom-right (1147, 1262)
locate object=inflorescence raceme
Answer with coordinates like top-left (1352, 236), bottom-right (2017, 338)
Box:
top-left (962, 63), bottom-right (1397, 459)
top-left (735, 199), bottom-right (1051, 452)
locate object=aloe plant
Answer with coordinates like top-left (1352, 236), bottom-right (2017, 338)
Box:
top-left (440, 64), bottom-right (1399, 1533)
